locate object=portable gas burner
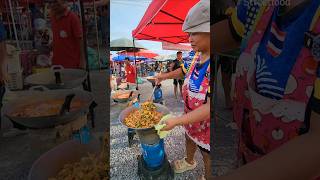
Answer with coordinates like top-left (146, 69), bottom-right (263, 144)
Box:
top-left (119, 104), bottom-right (174, 180)
top-left (136, 128), bottom-right (174, 179)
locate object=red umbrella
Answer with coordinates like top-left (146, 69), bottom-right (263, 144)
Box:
top-left (119, 49), bottom-right (159, 59)
top-left (132, 0), bottom-right (199, 44)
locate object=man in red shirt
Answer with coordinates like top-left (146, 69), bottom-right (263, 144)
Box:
top-left (47, 0), bottom-right (85, 69)
top-left (124, 58), bottom-right (136, 84)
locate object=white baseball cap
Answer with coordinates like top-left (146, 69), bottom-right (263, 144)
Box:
top-left (183, 0), bottom-right (210, 33)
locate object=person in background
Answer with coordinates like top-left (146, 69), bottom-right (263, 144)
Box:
top-left (217, 0), bottom-right (237, 110)
top-left (156, 0), bottom-right (211, 179)
top-left (218, 56), bottom-right (237, 109)
top-left (124, 57), bottom-right (136, 84)
top-left (29, 3), bottom-right (45, 28)
top-left (46, 0), bottom-right (86, 69)
top-left (21, 8), bottom-right (31, 41)
top-left (172, 51), bottom-right (184, 99)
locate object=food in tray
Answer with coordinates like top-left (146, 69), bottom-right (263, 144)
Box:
top-left (10, 99), bottom-right (86, 118)
top-left (146, 76), bottom-right (156, 80)
top-left (112, 91), bottom-right (133, 100)
top-left (124, 101), bottom-right (163, 128)
top-left (118, 83), bottom-right (128, 89)
top-left (48, 132), bottom-right (108, 180)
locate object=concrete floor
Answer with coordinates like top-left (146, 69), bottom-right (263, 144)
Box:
top-left (0, 70), bottom-right (108, 180)
top-left (212, 69), bottom-right (238, 177)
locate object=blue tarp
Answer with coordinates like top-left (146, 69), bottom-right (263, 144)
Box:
top-left (112, 55), bottom-right (148, 62)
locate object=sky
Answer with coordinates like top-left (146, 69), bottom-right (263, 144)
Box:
top-left (110, 0), bottom-right (178, 56)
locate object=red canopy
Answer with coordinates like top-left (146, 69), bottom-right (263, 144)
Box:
top-left (118, 49), bottom-right (159, 59)
top-left (17, 0), bottom-right (97, 6)
top-left (162, 42), bottom-right (192, 51)
top-left (132, 0), bottom-right (199, 44)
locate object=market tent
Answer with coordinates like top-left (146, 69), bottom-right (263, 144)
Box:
top-left (119, 49), bottom-right (159, 59)
top-left (132, 0), bottom-right (199, 44)
top-left (162, 42), bottom-right (192, 51)
top-left (110, 38), bottom-right (145, 51)
top-left (112, 55), bottom-right (148, 62)
top-left (154, 54), bottom-right (176, 61)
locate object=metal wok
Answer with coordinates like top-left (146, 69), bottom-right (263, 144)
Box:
top-left (24, 65), bottom-right (87, 89)
top-left (3, 87), bottom-right (94, 129)
top-left (28, 138), bottom-right (101, 180)
top-left (119, 103), bottom-right (170, 131)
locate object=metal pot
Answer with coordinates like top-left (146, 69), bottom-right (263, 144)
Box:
top-left (28, 138), bottom-right (101, 180)
top-left (3, 86), bottom-right (94, 129)
top-left (25, 65), bottom-right (87, 89)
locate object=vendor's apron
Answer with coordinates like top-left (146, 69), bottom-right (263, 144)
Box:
top-left (182, 55), bottom-right (210, 151)
top-left (233, 1), bottom-right (320, 179)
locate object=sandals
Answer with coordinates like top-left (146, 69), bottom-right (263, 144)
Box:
top-left (173, 157), bottom-right (197, 173)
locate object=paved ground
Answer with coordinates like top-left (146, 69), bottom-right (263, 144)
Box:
top-left (212, 69), bottom-right (238, 177)
top-left (110, 78), bottom-right (206, 180)
top-left (0, 70), bottom-right (108, 180)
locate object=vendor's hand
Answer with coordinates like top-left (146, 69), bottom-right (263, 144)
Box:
top-left (161, 117), bottom-right (180, 131)
top-left (155, 73), bottom-right (165, 85)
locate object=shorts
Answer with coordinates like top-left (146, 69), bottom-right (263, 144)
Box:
top-left (217, 56), bottom-right (237, 74)
top-left (198, 145), bottom-right (210, 154)
top-left (173, 79), bottom-right (183, 86)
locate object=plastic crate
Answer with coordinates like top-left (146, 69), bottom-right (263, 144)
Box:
top-left (7, 52), bottom-right (22, 73)
top-left (7, 71), bottom-right (23, 90)
top-left (32, 67), bottom-right (50, 74)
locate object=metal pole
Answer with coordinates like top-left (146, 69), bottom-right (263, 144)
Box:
top-left (132, 37), bottom-right (138, 90)
top-left (8, 0), bottom-right (20, 49)
top-left (79, 0), bottom-right (92, 92)
top-left (93, 0), bottom-right (102, 71)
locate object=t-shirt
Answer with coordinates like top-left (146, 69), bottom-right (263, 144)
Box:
top-left (173, 59), bottom-right (184, 80)
top-left (125, 64), bottom-right (136, 83)
top-left (172, 59), bottom-right (183, 71)
top-left (51, 10), bottom-right (83, 68)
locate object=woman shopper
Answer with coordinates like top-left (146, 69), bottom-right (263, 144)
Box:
top-left (156, 0), bottom-right (211, 179)
top-left (212, 0), bottom-right (320, 179)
